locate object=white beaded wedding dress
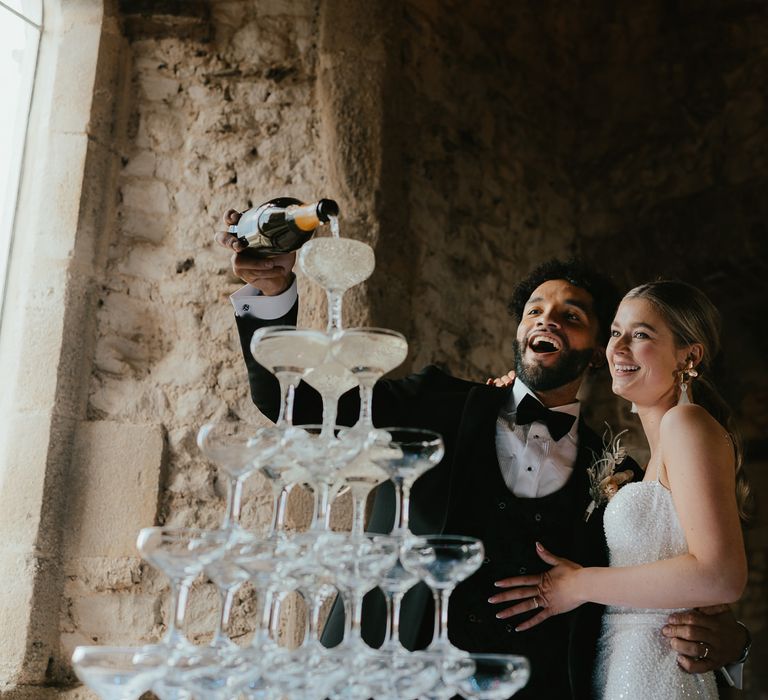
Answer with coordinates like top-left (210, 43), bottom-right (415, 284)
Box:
top-left (593, 479), bottom-right (718, 699)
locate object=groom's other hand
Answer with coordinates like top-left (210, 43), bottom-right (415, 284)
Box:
top-left (662, 605), bottom-right (747, 673)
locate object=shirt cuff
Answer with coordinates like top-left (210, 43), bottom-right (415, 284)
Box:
top-left (721, 662), bottom-right (744, 689)
top-left (230, 278), bottom-right (298, 320)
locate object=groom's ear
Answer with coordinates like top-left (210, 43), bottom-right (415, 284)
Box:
top-left (589, 346), bottom-right (607, 369)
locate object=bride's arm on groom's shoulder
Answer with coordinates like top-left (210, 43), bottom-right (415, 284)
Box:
top-left (489, 404), bottom-right (748, 630)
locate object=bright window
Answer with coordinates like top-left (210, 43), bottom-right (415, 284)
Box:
top-left (0, 0), bottom-right (41, 319)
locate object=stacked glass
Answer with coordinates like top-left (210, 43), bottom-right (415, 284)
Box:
top-left (72, 218), bottom-right (530, 699)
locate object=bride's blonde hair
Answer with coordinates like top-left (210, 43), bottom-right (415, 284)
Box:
top-left (624, 280), bottom-right (751, 520)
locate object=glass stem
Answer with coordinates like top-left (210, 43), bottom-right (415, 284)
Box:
top-left (165, 577), bottom-right (193, 647)
top-left (267, 479), bottom-right (290, 537)
top-left (326, 289), bottom-right (344, 333)
top-left (349, 588), bottom-right (364, 642)
top-left (320, 393), bottom-right (340, 440)
top-left (276, 372), bottom-right (301, 426)
top-left (357, 381), bottom-right (375, 428)
top-left (397, 480), bottom-right (412, 534)
top-left (351, 490), bottom-right (367, 537)
top-left (383, 590), bottom-right (393, 641)
top-left (260, 587), bottom-right (275, 637)
top-left (340, 588), bottom-right (352, 641)
top-left (298, 589), bottom-right (311, 647)
top-left (274, 484), bottom-right (290, 535)
top-left (310, 481), bottom-right (331, 531)
top-left (435, 588), bottom-right (453, 647)
top-left (389, 590), bottom-right (406, 649)
top-left (267, 590), bottom-right (288, 645)
top-left (213, 585), bottom-right (238, 645)
top-left (223, 475), bottom-right (245, 529)
top-left (306, 587), bottom-right (326, 645)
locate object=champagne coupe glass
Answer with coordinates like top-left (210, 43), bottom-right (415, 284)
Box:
top-left (317, 534), bottom-right (399, 651)
top-left (71, 646), bottom-right (165, 700)
top-left (336, 453), bottom-right (389, 538)
top-left (176, 659), bottom-right (249, 700)
top-left (203, 539), bottom-right (256, 654)
top-left (319, 534), bottom-right (401, 700)
top-left (401, 535), bottom-right (484, 654)
top-left (249, 326), bottom-right (330, 428)
top-left (376, 651), bottom-right (443, 700)
top-left (330, 328), bottom-right (408, 437)
top-left (259, 458), bottom-right (308, 539)
top-left (136, 527), bottom-right (230, 652)
top-left (303, 360), bottom-right (358, 438)
top-left (418, 655), bottom-right (477, 700)
top-left (233, 537), bottom-right (285, 655)
top-left (378, 557), bottom-right (420, 654)
top-left (283, 424), bottom-right (370, 532)
top-left (371, 428), bottom-right (445, 537)
top-left (298, 237), bottom-right (375, 332)
top-left (197, 420), bottom-right (282, 533)
top-left (265, 571), bottom-right (343, 698)
top-left (455, 653), bottom-right (531, 699)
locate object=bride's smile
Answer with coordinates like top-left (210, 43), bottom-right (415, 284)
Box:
top-left (606, 297), bottom-right (691, 409)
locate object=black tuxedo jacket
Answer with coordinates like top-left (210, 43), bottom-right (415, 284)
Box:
top-left (235, 305), bottom-right (641, 700)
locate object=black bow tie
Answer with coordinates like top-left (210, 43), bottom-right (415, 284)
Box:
top-left (514, 393), bottom-right (576, 442)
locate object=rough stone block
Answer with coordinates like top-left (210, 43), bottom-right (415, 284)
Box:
top-left (121, 179), bottom-right (171, 216)
top-left (62, 421), bottom-right (163, 562)
top-left (138, 74), bottom-right (180, 102)
top-left (121, 150), bottom-right (157, 177)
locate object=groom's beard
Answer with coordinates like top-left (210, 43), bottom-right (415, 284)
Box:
top-left (512, 339), bottom-right (594, 392)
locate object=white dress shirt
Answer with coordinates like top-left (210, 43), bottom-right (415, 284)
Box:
top-left (496, 380), bottom-right (580, 498)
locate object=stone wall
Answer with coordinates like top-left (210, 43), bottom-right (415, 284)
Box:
top-left (1, 0), bottom-right (766, 696)
top-left (67, 0), bottom-right (334, 664)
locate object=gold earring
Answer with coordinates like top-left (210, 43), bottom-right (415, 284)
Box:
top-left (676, 358), bottom-right (698, 405)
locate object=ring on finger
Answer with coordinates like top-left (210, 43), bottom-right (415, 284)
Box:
top-left (696, 642), bottom-right (710, 661)
top-left (532, 596), bottom-right (539, 609)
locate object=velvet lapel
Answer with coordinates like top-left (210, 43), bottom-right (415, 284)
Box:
top-left (454, 383), bottom-right (511, 472)
top-left (443, 383), bottom-right (512, 522)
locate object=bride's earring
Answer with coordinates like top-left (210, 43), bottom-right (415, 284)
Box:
top-left (676, 358), bottom-right (698, 406)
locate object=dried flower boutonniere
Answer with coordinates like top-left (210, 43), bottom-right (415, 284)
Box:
top-left (584, 424), bottom-right (635, 521)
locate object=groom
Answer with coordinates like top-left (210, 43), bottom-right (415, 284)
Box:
top-left (216, 217), bottom-right (749, 698)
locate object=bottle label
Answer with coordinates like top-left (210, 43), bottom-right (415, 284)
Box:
top-left (291, 203), bottom-right (321, 232)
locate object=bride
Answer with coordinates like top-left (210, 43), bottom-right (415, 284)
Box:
top-left (490, 280), bottom-right (749, 699)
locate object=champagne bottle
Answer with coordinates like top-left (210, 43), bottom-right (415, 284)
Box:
top-left (229, 197), bottom-right (339, 256)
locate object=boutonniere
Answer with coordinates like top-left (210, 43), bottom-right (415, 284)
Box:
top-left (584, 424), bottom-right (634, 521)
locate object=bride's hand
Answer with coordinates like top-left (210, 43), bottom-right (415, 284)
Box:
top-left (488, 542), bottom-right (584, 631)
top-left (486, 370), bottom-right (516, 387)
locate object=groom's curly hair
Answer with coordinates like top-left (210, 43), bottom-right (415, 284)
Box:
top-left (508, 258), bottom-right (621, 346)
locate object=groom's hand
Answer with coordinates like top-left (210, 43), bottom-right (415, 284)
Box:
top-left (662, 605), bottom-right (747, 673)
top-left (215, 209), bottom-right (296, 295)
